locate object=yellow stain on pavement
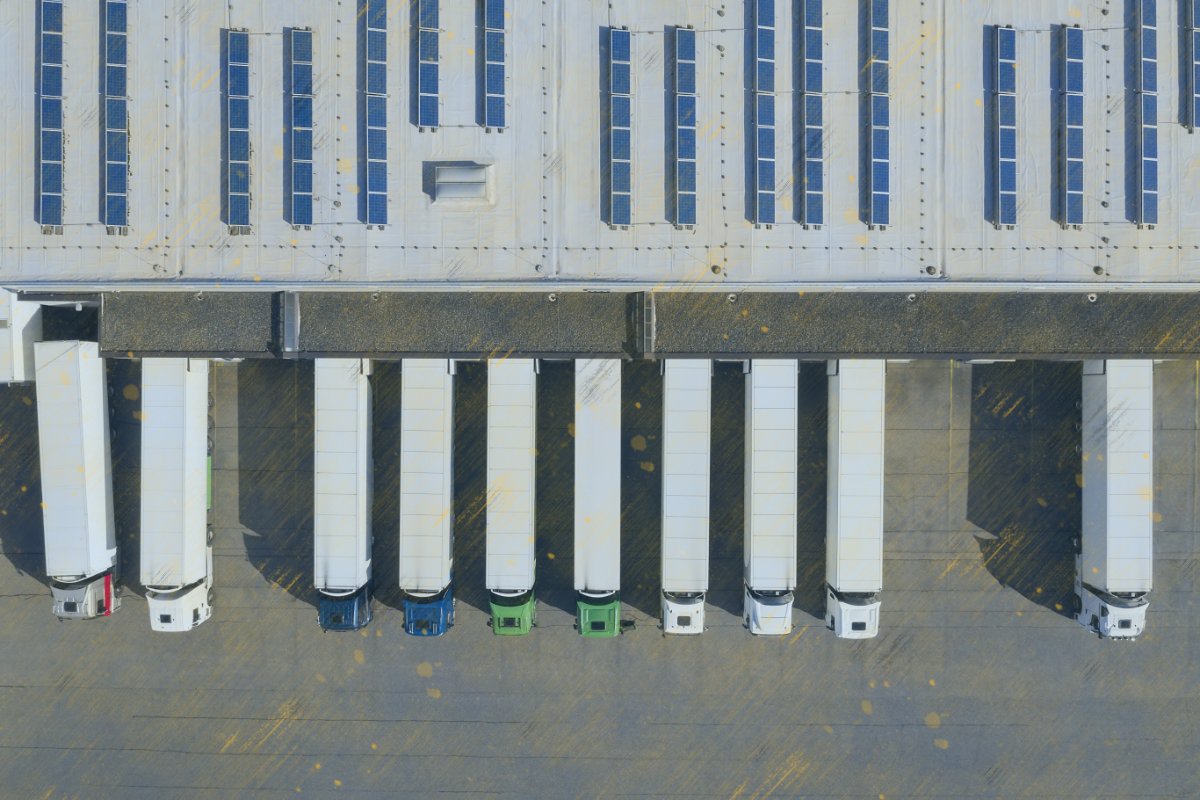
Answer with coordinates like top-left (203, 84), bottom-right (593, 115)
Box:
top-left (861, 700), bottom-right (873, 715)
top-left (426, 687), bottom-right (442, 699)
top-left (934, 738), bottom-right (949, 750)
top-left (924, 712), bottom-right (941, 729)
top-left (417, 662), bottom-right (434, 678)
top-left (353, 649), bottom-right (365, 665)
top-left (630, 435), bottom-right (647, 452)
top-left (123, 384), bottom-right (139, 401)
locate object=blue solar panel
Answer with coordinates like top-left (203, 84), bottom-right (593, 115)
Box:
top-left (993, 26), bottom-right (1017, 228)
top-left (800, 0), bottom-right (822, 226)
top-left (608, 28), bottom-right (633, 227)
top-left (224, 29), bottom-right (251, 228)
top-left (483, 0), bottom-right (506, 129)
top-left (101, 1), bottom-right (129, 228)
top-left (752, 0), bottom-right (775, 225)
top-left (41, 1), bottom-right (62, 32)
top-left (866, 0), bottom-right (889, 227)
top-left (362, 2), bottom-right (387, 224)
top-left (1136, 2), bottom-right (1157, 225)
top-left (1190, 4), bottom-right (1200, 132)
top-left (418, 1), bottom-right (439, 128)
top-left (1060, 26), bottom-right (1084, 227)
top-left (289, 29), bottom-right (314, 226)
top-left (674, 27), bottom-right (698, 226)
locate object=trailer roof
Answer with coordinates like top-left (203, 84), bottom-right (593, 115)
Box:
top-left (661, 360), bottom-right (711, 594)
top-left (34, 340), bottom-right (114, 579)
top-left (826, 360), bottom-right (885, 594)
top-left (313, 358), bottom-right (372, 593)
top-left (574, 358), bottom-right (622, 593)
top-left (485, 359), bottom-right (537, 592)
top-left (744, 359), bottom-right (798, 592)
top-left (139, 358), bottom-right (210, 588)
top-left (1081, 360), bottom-right (1154, 593)
top-left (398, 359), bottom-right (455, 592)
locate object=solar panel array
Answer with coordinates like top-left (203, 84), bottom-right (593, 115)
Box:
top-left (753, 0), bottom-right (775, 225)
top-left (994, 26), bottom-right (1017, 229)
top-left (418, 0), bottom-right (439, 129)
top-left (363, 0), bottom-right (387, 226)
top-left (799, 0), bottom-right (823, 226)
top-left (866, 0), bottom-right (889, 228)
top-left (1189, 0), bottom-right (1200, 132)
top-left (289, 28), bottom-right (314, 227)
top-left (608, 27), bottom-right (632, 227)
top-left (483, 0), bottom-right (505, 129)
top-left (101, 1), bottom-right (129, 230)
top-left (224, 30), bottom-right (251, 229)
top-left (37, 0), bottom-right (64, 229)
top-left (674, 27), bottom-right (697, 228)
top-left (1060, 26), bottom-right (1084, 228)
top-left (1136, 0), bottom-right (1158, 226)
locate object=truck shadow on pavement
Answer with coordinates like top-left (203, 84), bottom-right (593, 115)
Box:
top-left (708, 362), bottom-right (745, 618)
top-left (969, 361), bottom-right (1080, 618)
top-left (534, 361), bottom-right (577, 617)
top-left (452, 362), bottom-right (489, 615)
top-left (620, 361), bottom-right (664, 620)
top-left (108, 359), bottom-right (143, 597)
top-left (237, 360), bottom-right (317, 608)
top-left (795, 363), bottom-right (829, 622)
top-left (0, 382), bottom-right (47, 587)
top-left (369, 361), bottom-right (403, 611)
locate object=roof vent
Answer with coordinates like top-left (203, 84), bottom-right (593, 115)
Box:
top-left (431, 163), bottom-right (490, 202)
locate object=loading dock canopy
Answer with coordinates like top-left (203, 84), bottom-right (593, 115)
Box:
top-left (94, 290), bottom-right (1200, 359)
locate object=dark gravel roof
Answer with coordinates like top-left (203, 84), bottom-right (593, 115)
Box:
top-left (296, 292), bottom-right (638, 358)
top-left (99, 292), bottom-right (277, 357)
top-left (650, 292), bottom-right (1200, 358)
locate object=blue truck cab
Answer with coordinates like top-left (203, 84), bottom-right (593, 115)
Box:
top-left (317, 585), bottom-right (373, 631)
top-left (403, 585), bottom-right (455, 636)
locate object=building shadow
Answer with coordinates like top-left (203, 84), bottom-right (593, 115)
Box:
top-left (0, 382), bottom-right (46, 585)
top-left (534, 360), bottom-right (575, 615)
top-left (453, 362), bottom-right (489, 614)
top-left (108, 359), bottom-right (142, 595)
top-left (708, 361), bottom-right (745, 617)
top-left (237, 360), bottom-right (315, 607)
top-left (795, 362), bottom-right (828, 620)
top-left (969, 361), bottom-right (1080, 617)
top-left (620, 360), bottom-right (663, 618)
top-left (369, 360), bottom-right (402, 610)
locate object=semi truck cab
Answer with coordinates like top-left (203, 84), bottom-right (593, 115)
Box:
top-left (577, 590), bottom-right (620, 637)
top-left (1076, 572), bottom-right (1149, 639)
top-left (489, 589), bottom-right (536, 635)
top-left (661, 591), bottom-right (705, 634)
top-left (826, 586), bottom-right (880, 639)
top-left (743, 587), bottom-right (793, 636)
top-left (404, 586), bottom-right (455, 636)
top-left (52, 572), bottom-right (119, 619)
top-left (318, 584), bottom-right (373, 631)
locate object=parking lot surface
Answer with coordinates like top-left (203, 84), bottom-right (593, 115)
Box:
top-left (0, 359), bottom-right (1195, 799)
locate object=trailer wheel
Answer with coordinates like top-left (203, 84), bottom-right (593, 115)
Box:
top-left (207, 527), bottom-right (214, 544)
top-left (207, 588), bottom-right (215, 606)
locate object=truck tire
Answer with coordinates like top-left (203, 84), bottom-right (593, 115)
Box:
top-left (207, 527), bottom-right (214, 544)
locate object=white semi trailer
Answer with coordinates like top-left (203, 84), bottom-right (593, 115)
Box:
top-left (486, 358), bottom-right (538, 635)
top-left (140, 358), bottom-right (213, 632)
top-left (313, 358), bottom-right (374, 631)
top-left (0, 291), bottom-right (42, 384)
top-left (399, 359), bottom-right (456, 637)
top-left (825, 359), bottom-right (885, 639)
top-left (1077, 360), bottom-right (1154, 639)
top-left (575, 358), bottom-right (622, 637)
top-left (661, 359), bottom-right (711, 634)
top-left (34, 340), bottom-right (119, 619)
top-left (743, 359), bottom-right (798, 636)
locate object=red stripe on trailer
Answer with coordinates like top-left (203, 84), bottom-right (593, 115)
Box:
top-left (104, 574), bottom-right (113, 616)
